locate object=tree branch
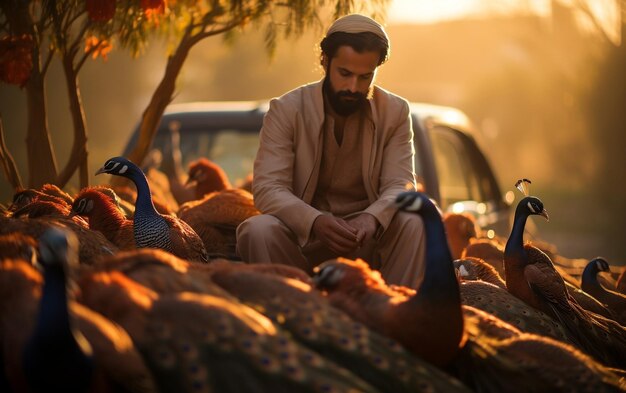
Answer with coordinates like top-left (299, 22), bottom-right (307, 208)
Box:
top-left (572, 0), bottom-right (616, 45)
top-left (0, 114), bottom-right (23, 189)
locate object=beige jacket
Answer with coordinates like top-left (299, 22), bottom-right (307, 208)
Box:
top-left (252, 80), bottom-right (417, 246)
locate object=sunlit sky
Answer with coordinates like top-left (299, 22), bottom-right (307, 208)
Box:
top-left (388, 0), bottom-right (550, 23)
top-left (388, 0), bottom-right (620, 43)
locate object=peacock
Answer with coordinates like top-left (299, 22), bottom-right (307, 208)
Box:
top-left (96, 156), bottom-right (208, 263)
top-left (77, 262), bottom-right (382, 392)
top-left (186, 157), bottom-right (232, 200)
top-left (581, 257), bottom-right (626, 326)
top-left (22, 228), bottom-right (94, 392)
top-left (1, 228), bottom-right (166, 393)
top-left (71, 187), bottom-right (136, 250)
top-left (504, 179), bottom-right (626, 368)
top-left (312, 190), bottom-right (625, 392)
top-left (177, 188), bottom-right (260, 259)
top-left (314, 191), bottom-right (466, 368)
top-left (209, 263), bottom-right (472, 393)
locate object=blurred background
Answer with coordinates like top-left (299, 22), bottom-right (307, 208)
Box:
top-left (1, 0), bottom-right (625, 264)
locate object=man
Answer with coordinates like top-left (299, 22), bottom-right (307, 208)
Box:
top-left (236, 14), bottom-right (425, 289)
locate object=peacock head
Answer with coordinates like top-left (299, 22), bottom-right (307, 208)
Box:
top-left (38, 227), bottom-right (79, 269)
top-left (71, 195), bottom-right (95, 216)
top-left (590, 257), bottom-right (610, 273)
top-left (514, 179), bottom-right (548, 221)
top-left (312, 260), bottom-right (347, 290)
top-left (394, 191), bottom-right (442, 217)
top-left (95, 156), bottom-right (137, 177)
top-left (516, 196), bottom-right (549, 220)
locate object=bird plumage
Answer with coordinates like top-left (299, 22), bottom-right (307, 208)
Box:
top-left (186, 157), bottom-right (232, 200)
top-left (443, 212), bottom-right (480, 260)
top-left (454, 256), bottom-right (506, 288)
top-left (71, 187), bottom-right (136, 250)
top-left (0, 232), bottom-right (38, 264)
top-left (177, 188), bottom-right (260, 258)
top-left (504, 190), bottom-right (626, 368)
top-left (0, 215), bottom-right (118, 265)
top-left (96, 156), bottom-right (207, 263)
top-left (462, 237), bottom-right (506, 277)
top-left (210, 265), bottom-right (473, 393)
top-left (581, 257), bottom-right (626, 326)
top-left (617, 267), bottom-right (626, 295)
top-left (77, 266), bottom-right (381, 393)
top-left (454, 305), bottom-right (626, 393)
top-left (22, 228), bottom-right (94, 393)
top-left (0, 233), bottom-right (159, 393)
top-left (314, 191), bottom-right (466, 367)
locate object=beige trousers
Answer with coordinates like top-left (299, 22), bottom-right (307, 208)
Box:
top-left (236, 211), bottom-right (426, 290)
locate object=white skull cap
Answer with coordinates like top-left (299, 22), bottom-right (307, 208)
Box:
top-left (326, 14), bottom-right (388, 43)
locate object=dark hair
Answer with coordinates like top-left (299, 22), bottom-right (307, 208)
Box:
top-left (320, 31), bottom-right (389, 66)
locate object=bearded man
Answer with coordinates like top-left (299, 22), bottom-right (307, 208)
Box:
top-left (236, 14), bottom-right (426, 289)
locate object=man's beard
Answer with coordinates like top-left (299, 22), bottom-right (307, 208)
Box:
top-left (323, 76), bottom-right (368, 117)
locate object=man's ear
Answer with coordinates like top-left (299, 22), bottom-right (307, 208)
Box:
top-left (321, 53), bottom-right (328, 69)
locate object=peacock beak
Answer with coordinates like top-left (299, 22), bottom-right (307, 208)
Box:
top-left (95, 167), bottom-right (106, 176)
top-left (540, 209), bottom-right (549, 221)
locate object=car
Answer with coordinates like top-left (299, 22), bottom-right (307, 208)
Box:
top-left (123, 100), bottom-right (511, 237)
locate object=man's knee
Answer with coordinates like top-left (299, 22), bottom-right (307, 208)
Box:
top-left (388, 211), bottom-right (424, 236)
top-left (237, 214), bottom-right (293, 242)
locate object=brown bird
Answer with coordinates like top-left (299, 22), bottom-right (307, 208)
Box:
top-left (0, 232), bottom-right (38, 263)
top-left (443, 211), bottom-right (480, 259)
top-left (457, 279), bottom-right (574, 344)
top-left (96, 156), bottom-right (208, 263)
top-left (581, 257), bottom-right (626, 326)
top-left (462, 237), bottom-right (506, 277)
top-left (504, 180), bottom-right (626, 368)
top-left (8, 187), bottom-right (89, 227)
top-left (454, 305), bottom-right (626, 393)
top-left (617, 267), bottom-right (626, 295)
top-left (0, 215), bottom-right (117, 265)
top-left (177, 188), bottom-right (260, 258)
top-left (455, 255), bottom-right (615, 322)
top-left (186, 157), bottom-right (232, 200)
top-left (314, 191), bottom-right (466, 368)
top-left (236, 172), bottom-right (254, 194)
top-left (71, 187), bottom-right (136, 250)
top-left (455, 256), bottom-right (506, 288)
top-left (8, 186), bottom-right (69, 213)
top-left (76, 266), bottom-right (381, 392)
top-left (0, 229), bottom-right (155, 393)
top-left (209, 265), bottom-right (473, 393)
top-left (39, 183), bottom-right (74, 205)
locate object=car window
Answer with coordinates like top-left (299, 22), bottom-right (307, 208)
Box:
top-left (429, 126), bottom-right (482, 208)
top-left (154, 127), bottom-right (260, 185)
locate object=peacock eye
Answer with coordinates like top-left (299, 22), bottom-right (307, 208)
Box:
top-left (105, 161), bottom-right (120, 171)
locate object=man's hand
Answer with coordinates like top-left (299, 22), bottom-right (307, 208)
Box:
top-left (312, 215), bottom-right (359, 254)
top-left (346, 213), bottom-right (379, 247)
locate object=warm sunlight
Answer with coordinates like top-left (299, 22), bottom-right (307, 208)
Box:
top-left (388, 0), bottom-right (620, 44)
top-left (388, 0), bottom-right (550, 24)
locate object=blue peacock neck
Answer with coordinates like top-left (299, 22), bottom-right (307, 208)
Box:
top-left (415, 203), bottom-right (459, 299)
top-left (582, 262), bottom-right (603, 293)
top-left (37, 262), bottom-right (71, 339)
top-left (123, 164), bottom-right (161, 220)
top-left (505, 201), bottom-right (530, 265)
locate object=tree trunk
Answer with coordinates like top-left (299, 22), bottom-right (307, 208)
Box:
top-left (57, 53), bottom-right (89, 189)
top-left (0, 116), bottom-right (23, 189)
top-left (113, 37), bottom-right (194, 185)
top-left (2, 0), bottom-right (58, 188)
